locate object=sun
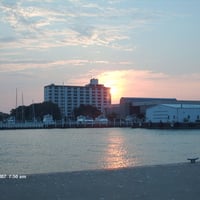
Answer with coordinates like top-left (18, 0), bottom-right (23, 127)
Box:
top-left (98, 72), bottom-right (124, 104)
top-left (110, 86), bottom-right (118, 97)
top-left (108, 85), bottom-right (120, 104)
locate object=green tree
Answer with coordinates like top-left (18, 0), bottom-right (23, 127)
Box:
top-left (0, 112), bottom-right (9, 121)
top-left (106, 112), bottom-right (118, 122)
top-left (10, 101), bottom-right (61, 121)
top-left (73, 104), bottom-right (101, 119)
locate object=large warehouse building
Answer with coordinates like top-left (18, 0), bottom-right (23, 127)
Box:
top-left (119, 97), bottom-right (177, 118)
top-left (146, 104), bottom-right (200, 123)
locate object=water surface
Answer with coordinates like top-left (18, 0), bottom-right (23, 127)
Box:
top-left (0, 128), bottom-right (199, 174)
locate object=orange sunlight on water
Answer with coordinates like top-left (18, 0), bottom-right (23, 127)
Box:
top-left (104, 135), bottom-right (132, 169)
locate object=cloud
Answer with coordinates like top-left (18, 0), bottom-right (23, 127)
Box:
top-left (97, 69), bottom-right (200, 103)
top-left (0, 57), bottom-right (133, 73)
top-left (0, 0), bottom-right (169, 51)
top-left (0, 0), bottom-right (17, 7)
top-left (0, 36), bottom-right (17, 43)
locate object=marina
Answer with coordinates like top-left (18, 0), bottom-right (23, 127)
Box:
top-left (0, 120), bottom-right (128, 129)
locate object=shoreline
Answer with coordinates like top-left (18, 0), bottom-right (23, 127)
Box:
top-left (1, 121), bottom-right (200, 130)
top-left (133, 122), bottom-right (200, 130)
top-left (1, 162), bottom-right (200, 200)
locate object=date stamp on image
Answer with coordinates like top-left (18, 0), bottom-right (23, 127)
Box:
top-left (0, 174), bottom-right (27, 179)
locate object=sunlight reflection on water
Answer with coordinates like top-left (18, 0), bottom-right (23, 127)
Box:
top-left (103, 134), bottom-right (138, 169)
top-left (0, 128), bottom-right (199, 174)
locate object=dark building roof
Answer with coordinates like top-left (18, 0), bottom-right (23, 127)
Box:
top-left (120, 97), bottom-right (177, 105)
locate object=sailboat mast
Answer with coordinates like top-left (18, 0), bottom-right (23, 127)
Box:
top-left (16, 88), bottom-right (18, 121)
top-left (21, 92), bottom-right (24, 122)
top-left (32, 100), bottom-right (35, 122)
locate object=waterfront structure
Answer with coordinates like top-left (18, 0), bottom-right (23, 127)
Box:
top-left (44, 79), bottom-right (111, 118)
top-left (119, 97), bottom-right (178, 118)
top-left (43, 114), bottom-right (55, 126)
top-left (77, 115), bottom-right (94, 125)
top-left (146, 104), bottom-right (200, 123)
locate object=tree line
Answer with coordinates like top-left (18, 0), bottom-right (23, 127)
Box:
top-left (1, 102), bottom-right (117, 122)
top-left (9, 101), bottom-right (62, 122)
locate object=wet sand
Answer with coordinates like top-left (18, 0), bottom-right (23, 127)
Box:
top-left (1, 162), bottom-right (200, 200)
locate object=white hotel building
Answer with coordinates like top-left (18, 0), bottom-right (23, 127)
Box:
top-left (44, 79), bottom-right (111, 118)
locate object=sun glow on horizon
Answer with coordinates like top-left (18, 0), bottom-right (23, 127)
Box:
top-left (98, 69), bottom-right (200, 105)
top-left (98, 71), bottom-right (126, 104)
top-left (110, 86), bottom-right (118, 96)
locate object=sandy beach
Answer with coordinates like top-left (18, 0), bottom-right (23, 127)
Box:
top-left (1, 162), bottom-right (200, 200)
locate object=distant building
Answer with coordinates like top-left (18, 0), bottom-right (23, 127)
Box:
top-left (77, 115), bottom-right (94, 125)
top-left (44, 79), bottom-right (111, 118)
top-left (43, 114), bottom-right (55, 125)
top-left (146, 104), bottom-right (200, 123)
top-left (119, 97), bottom-right (200, 119)
top-left (105, 104), bottom-right (120, 117)
top-left (119, 97), bottom-right (177, 118)
top-left (95, 115), bottom-right (108, 125)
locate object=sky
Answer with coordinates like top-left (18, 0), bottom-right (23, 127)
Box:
top-left (0, 0), bottom-right (200, 113)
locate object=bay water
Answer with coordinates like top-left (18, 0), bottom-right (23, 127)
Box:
top-left (0, 128), bottom-right (199, 174)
